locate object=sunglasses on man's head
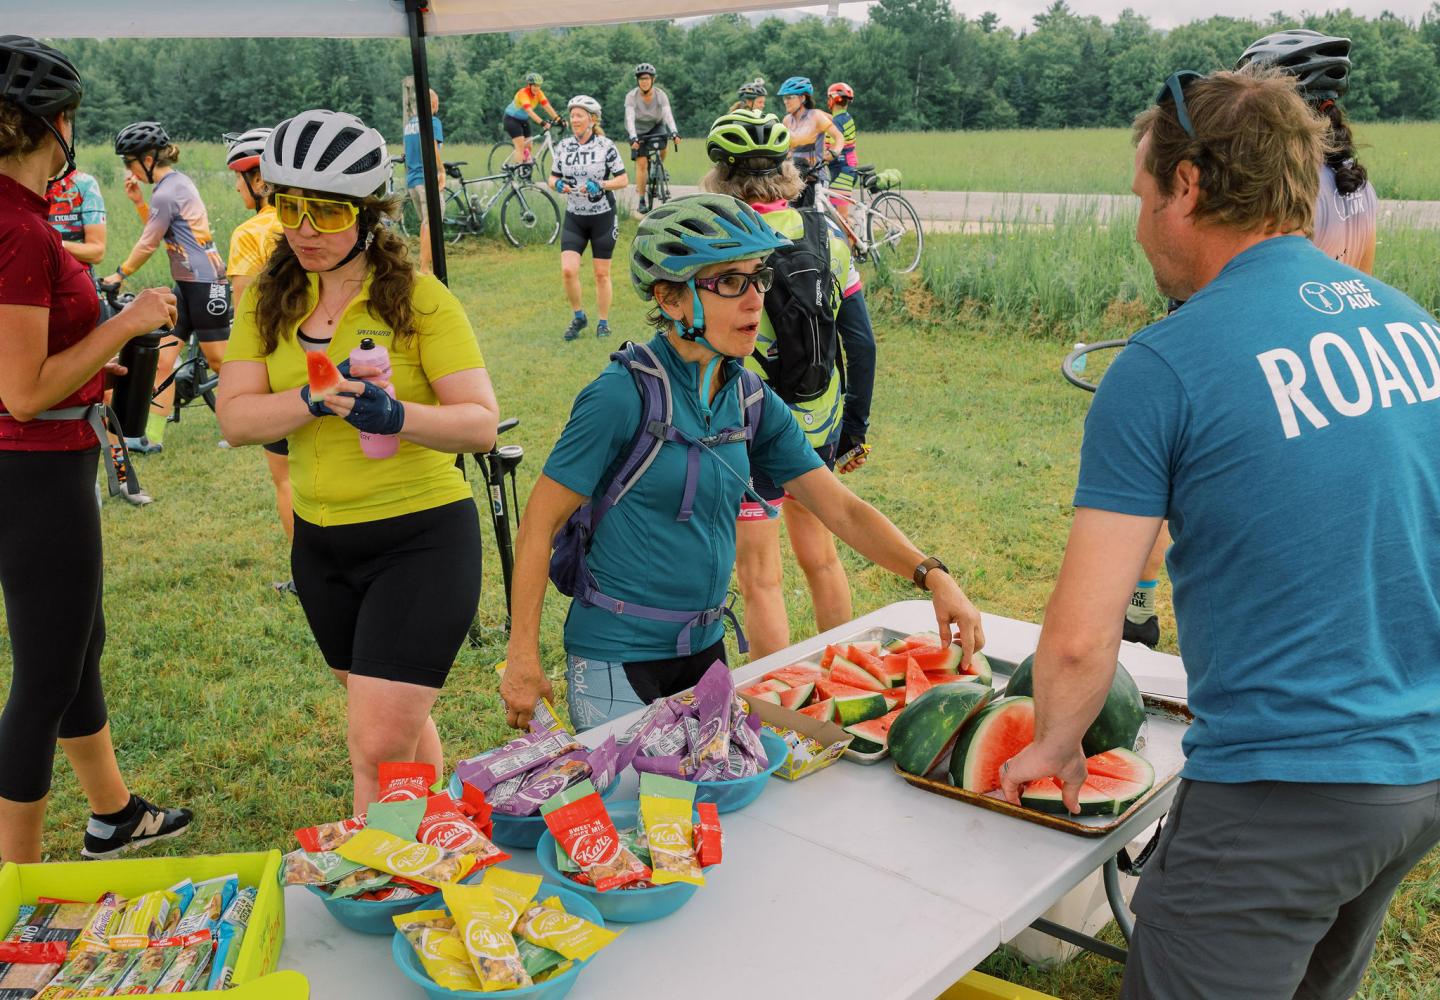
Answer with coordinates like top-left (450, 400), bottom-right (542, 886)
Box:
top-left (1155, 70), bottom-right (1204, 140)
top-left (274, 193), bottom-right (359, 234)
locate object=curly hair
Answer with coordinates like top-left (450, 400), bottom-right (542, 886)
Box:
top-left (699, 159), bottom-right (802, 204)
top-left (250, 189), bottom-right (418, 355)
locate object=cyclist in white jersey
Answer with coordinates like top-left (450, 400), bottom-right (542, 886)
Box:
top-left (624, 63), bottom-right (679, 214)
top-left (552, 96), bottom-right (628, 342)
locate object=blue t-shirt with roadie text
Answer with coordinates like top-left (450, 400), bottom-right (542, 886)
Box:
top-left (1077, 235), bottom-right (1440, 786)
top-left (403, 115), bottom-right (444, 189)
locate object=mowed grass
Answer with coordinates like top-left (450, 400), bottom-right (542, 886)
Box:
top-left (5, 148), bottom-right (1436, 1000)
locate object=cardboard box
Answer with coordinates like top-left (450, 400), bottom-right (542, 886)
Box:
top-left (742, 695), bottom-right (852, 781)
top-left (0, 851), bottom-right (308, 999)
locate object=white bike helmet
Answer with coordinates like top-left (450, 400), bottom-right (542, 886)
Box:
top-left (225, 127), bottom-right (271, 173)
top-left (261, 109), bottom-right (388, 198)
top-left (568, 94), bottom-right (602, 117)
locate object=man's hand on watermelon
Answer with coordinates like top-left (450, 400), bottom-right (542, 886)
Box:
top-left (998, 740), bottom-right (1088, 816)
top-left (926, 572), bottom-right (986, 672)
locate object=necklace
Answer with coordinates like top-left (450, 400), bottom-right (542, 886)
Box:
top-left (313, 282), bottom-right (359, 327)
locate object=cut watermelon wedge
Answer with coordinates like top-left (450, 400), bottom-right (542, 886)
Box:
top-left (844, 706), bottom-right (902, 754)
top-left (851, 640), bottom-right (883, 655)
top-left (1019, 748), bottom-right (1156, 816)
top-left (820, 644), bottom-right (846, 669)
top-left (815, 678), bottom-right (885, 702)
top-left (764, 665), bottom-right (823, 687)
top-left (828, 656), bottom-right (887, 693)
top-left (778, 682), bottom-right (815, 711)
top-left (833, 690), bottom-right (889, 726)
top-left (846, 645), bottom-right (892, 687)
top-left (1084, 747), bottom-right (1156, 785)
top-left (306, 352), bottom-right (344, 400)
top-left (907, 645), bottom-right (963, 673)
top-left (748, 690), bottom-right (782, 706)
top-left (905, 660), bottom-right (932, 704)
top-left (799, 699), bottom-right (834, 722)
top-left (739, 679), bottom-right (790, 698)
top-left (951, 696), bottom-right (1036, 793)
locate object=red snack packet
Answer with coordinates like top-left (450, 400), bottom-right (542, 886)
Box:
top-left (457, 781), bottom-right (494, 838)
top-left (379, 762), bottom-right (437, 803)
top-left (417, 794), bottom-right (510, 870)
top-left (0, 940), bottom-right (68, 964)
top-left (542, 794), bottom-right (650, 892)
top-left (294, 815), bottom-right (366, 852)
top-left (695, 802), bottom-right (723, 868)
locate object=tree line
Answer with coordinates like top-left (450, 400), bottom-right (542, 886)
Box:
top-left (53, 0), bottom-right (1440, 147)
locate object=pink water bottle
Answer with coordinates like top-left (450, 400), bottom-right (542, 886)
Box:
top-left (349, 337), bottom-right (399, 459)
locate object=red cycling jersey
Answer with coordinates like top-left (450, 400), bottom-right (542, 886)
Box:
top-left (0, 173), bottom-right (103, 451)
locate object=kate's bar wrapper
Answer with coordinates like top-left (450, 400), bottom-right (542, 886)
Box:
top-left (416, 794), bottom-right (509, 868)
top-left (478, 869), bottom-right (542, 930)
top-left (515, 899), bottom-right (619, 962)
top-left (151, 939), bottom-right (214, 994)
top-left (494, 755), bottom-right (591, 817)
top-left (456, 731), bottom-right (583, 794)
top-left (696, 801), bottom-right (724, 868)
top-left (378, 761), bottom-right (438, 802)
top-left (414, 927), bottom-right (482, 991)
top-left (336, 828), bottom-right (474, 889)
top-left (455, 781), bottom-right (493, 834)
top-left (440, 884), bottom-right (532, 992)
top-left (73, 892), bottom-right (127, 952)
top-left (639, 773), bottom-right (705, 887)
top-left (555, 824), bottom-right (649, 874)
top-left (294, 815), bottom-right (366, 852)
top-left (111, 945), bottom-right (176, 995)
top-left (542, 793), bottom-right (650, 892)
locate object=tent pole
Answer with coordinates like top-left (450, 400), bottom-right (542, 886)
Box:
top-left (405, 0), bottom-right (447, 284)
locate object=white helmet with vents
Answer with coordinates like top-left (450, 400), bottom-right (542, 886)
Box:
top-left (261, 109), bottom-right (389, 198)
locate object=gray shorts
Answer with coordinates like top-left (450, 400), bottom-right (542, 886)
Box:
top-left (407, 185), bottom-right (428, 224)
top-left (1122, 778), bottom-right (1440, 1000)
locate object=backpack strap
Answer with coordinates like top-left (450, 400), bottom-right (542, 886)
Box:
top-left (594, 341), bottom-right (671, 521)
top-left (7, 404), bottom-right (146, 502)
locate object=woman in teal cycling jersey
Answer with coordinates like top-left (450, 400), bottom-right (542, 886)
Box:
top-left (500, 194), bottom-right (984, 732)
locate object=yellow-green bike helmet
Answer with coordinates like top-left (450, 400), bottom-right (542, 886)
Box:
top-left (706, 109), bottom-right (789, 172)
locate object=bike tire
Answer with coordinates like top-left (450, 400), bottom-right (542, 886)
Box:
top-left (442, 189), bottom-right (471, 245)
top-left (866, 191), bottom-right (924, 273)
top-left (487, 139), bottom-right (515, 174)
top-left (500, 186), bottom-right (562, 248)
top-left (1061, 339), bottom-right (1128, 393)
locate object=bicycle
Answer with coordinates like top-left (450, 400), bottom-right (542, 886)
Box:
top-left (487, 120), bottom-right (560, 178)
top-left (438, 159), bottom-right (562, 248)
top-left (467, 416), bottom-right (526, 643)
top-left (802, 161), bottom-right (925, 274)
top-left (1061, 339), bottom-right (1129, 393)
top-left (636, 132), bottom-right (678, 211)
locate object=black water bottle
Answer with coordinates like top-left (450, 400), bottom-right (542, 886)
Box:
top-left (112, 330), bottom-right (163, 438)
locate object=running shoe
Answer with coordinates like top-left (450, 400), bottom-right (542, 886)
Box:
top-left (1123, 614), bottom-right (1160, 649)
top-left (273, 579), bottom-right (298, 596)
top-left (637, 195), bottom-right (650, 215)
top-left (562, 314), bottom-right (588, 342)
top-left (596, 321), bottom-right (611, 339)
top-left (123, 435), bottom-right (162, 455)
top-left (81, 795), bottom-right (192, 860)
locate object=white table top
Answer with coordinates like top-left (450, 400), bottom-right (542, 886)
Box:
top-left (278, 602), bottom-right (1189, 998)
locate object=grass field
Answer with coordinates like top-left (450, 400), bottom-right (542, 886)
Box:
top-left (7, 148), bottom-right (1438, 999)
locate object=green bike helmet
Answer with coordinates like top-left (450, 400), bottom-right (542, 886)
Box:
top-left (525, 72), bottom-right (543, 87)
top-left (706, 109), bottom-right (789, 170)
top-left (630, 193), bottom-right (790, 303)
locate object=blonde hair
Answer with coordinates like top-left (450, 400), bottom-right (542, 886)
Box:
top-left (699, 160), bottom-right (802, 205)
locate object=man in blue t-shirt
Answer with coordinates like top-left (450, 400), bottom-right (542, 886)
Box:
top-left (1000, 70), bottom-right (1440, 998)
top-left (402, 88), bottom-right (444, 274)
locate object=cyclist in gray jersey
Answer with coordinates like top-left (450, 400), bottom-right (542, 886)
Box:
top-left (624, 63), bottom-right (679, 213)
top-left (777, 77), bottom-right (843, 204)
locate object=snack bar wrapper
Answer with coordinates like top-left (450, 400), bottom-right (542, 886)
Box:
top-left (280, 848), bottom-right (366, 887)
top-left (529, 698), bottom-right (566, 734)
top-left (515, 899), bottom-right (619, 963)
top-left (417, 794), bottom-right (509, 868)
top-left (35, 946), bottom-right (104, 998)
top-left (440, 884), bottom-right (532, 992)
top-left (617, 700), bottom-right (677, 766)
top-left (585, 737), bottom-right (622, 795)
top-left (151, 938), bottom-right (214, 994)
top-left (204, 885), bottom-right (257, 991)
top-left (455, 731), bottom-right (583, 794)
top-left (73, 892), bottom-right (127, 952)
top-left (109, 888), bottom-right (179, 949)
top-left (639, 773), bottom-right (705, 887)
top-left (541, 793), bottom-right (650, 892)
top-left (169, 874), bottom-right (239, 942)
top-left (378, 761), bottom-right (438, 803)
top-left (0, 955), bottom-right (63, 996)
top-left (696, 802), bottom-right (724, 868)
top-left (336, 828), bottom-right (475, 890)
top-left (478, 869), bottom-right (542, 930)
top-left (74, 947), bottom-right (139, 996)
top-left (326, 869), bottom-right (394, 901)
top-left (393, 910), bottom-right (482, 992)
top-left (455, 781), bottom-right (494, 835)
top-left (631, 753), bottom-right (696, 780)
top-left (111, 944), bottom-right (176, 995)
top-left (494, 754), bottom-right (592, 817)
top-left (729, 696), bottom-right (769, 768)
top-left (294, 814), bottom-right (366, 852)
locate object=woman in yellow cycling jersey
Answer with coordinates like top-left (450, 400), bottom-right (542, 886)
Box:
top-left (502, 72), bottom-right (564, 167)
top-left (217, 110), bottom-right (499, 811)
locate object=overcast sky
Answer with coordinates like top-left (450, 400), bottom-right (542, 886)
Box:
top-left (787, 0), bottom-right (1434, 32)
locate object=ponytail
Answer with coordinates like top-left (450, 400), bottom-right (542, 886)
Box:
top-left (1320, 102), bottom-right (1368, 196)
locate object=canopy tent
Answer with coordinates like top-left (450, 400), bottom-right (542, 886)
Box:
top-left (15, 0), bottom-right (813, 281)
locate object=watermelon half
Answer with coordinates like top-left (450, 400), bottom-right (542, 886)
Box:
top-left (888, 682), bottom-right (994, 777)
top-left (834, 690), bottom-right (889, 726)
top-left (1006, 655), bottom-right (1145, 756)
top-left (828, 656), bottom-right (887, 693)
top-left (778, 682), bottom-right (815, 711)
top-left (844, 706), bottom-right (901, 755)
top-left (1020, 749), bottom-right (1155, 816)
top-left (950, 696), bottom-right (1035, 793)
top-left (306, 351), bottom-right (344, 400)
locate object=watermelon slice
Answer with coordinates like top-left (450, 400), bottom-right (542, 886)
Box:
top-left (815, 678), bottom-right (885, 702)
top-left (833, 690), bottom-right (889, 726)
top-left (764, 665), bottom-right (823, 687)
top-left (1083, 747), bottom-right (1156, 785)
top-left (799, 699), bottom-right (835, 722)
top-left (879, 690), bottom-right (903, 711)
top-left (748, 689), bottom-right (782, 706)
top-left (906, 645), bottom-right (963, 673)
top-left (820, 644), bottom-right (847, 669)
top-left (828, 656), bottom-right (887, 693)
top-left (951, 696), bottom-right (1036, 793)
top-left (777, 682), bottom-right (815, 711)
top-left (844, 706), bottom-right (902, 754)
top-left (1019, 748), bottom-right (1156, 817)
top-left (846, 645), bottom-right (892, 687)
top-left (739, 678), bottom-right (790, 698)
top-left (306, 351), bottom-right (345, 400)
top-left (880, 652), bottom-right (913, 687)
top-left (850, 640), bottom-right (883, 655)
top-left (905, 660), bottom-right (932, 704)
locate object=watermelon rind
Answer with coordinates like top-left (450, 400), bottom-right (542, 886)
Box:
top-left (843, 706), bottom-right (902, 752)
top-left (1006, 655), bottom-right (1146, 756)
top-left (847, 736), bottom-right (884, 755)
top-left (829, 656), bottom-right (887, 693)
top-left (908, 645), bottom-right (963, 673)
top-left (1019, 779), bottom-right (1123, 816)
top-left (834, 691), bottom-right (888, 726)
top-left (961, 651), bottom-right (993, 686)
top-left (1085, 747), bottom-right (1156, 786)
top-left (1018, 748), bottom-right (1157, 816)
top-left (888, 682), bottom-right (994, 777)
top-left (883, 637), bottom-right (909, 653)
top-left (950, 696), bottom-right (1035, 792)
top-left (751, 690), bottom-right (782, 706)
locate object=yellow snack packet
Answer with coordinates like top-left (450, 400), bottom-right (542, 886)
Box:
top-left (536, 960), bottom-right (575, 982)
top-left (392, 914), bottom-right (481, 993)
top-left (109, 889), bottom-right (179, 949)
top-left (515, 899), bottom-right (620, 963)
top-left (479, 869), bottom-right (542, 930)
top-left (73, 892), bottom-right (126, 953)
top-left (336, 828), bottom-right (472, 889)
top-left (440, 884), bottom-right (533, 992)
top-left (639, 774), bottom-right (705, 888)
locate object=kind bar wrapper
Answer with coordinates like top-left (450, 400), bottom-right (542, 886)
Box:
top-left (73, 893), bottom-right (126, 952)
top-left (478, 869), bottom-right (542, 930)
top-left (74, 947), bottom-right (138, 995)
top-left (440, 885), bottom-right (532, 992)
top-left (494, 755), bottom-right (591, 817)
top-left (515, 899), bottom-right (619, 963)
top-left (542, 793), bottom-right (650, 892)
top-left (456, 731), bottom-right (583, 794)
top-left (294, 815), bottom-right (366, 852)
top-left (696, 802), bottom-right (724, 868)
top-left (378, 761), bottom-right (437, 803)
top-left (34, 947), bottom-right (103, 999)
top-left (151, 939), bottom-right (213, 994)
top-left (417, 794), bottom-right (509, 868)
top-left (639, 774), bottom-right (705, 887)
top-left (111, 945), bottom-right (176, 995)
top-left (336, 828), bottom-right (473, 889)
top-left (280, 849), bottom-right (364, 887)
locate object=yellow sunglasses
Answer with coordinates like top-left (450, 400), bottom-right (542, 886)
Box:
top-left (274, 193), bottom-right (359, 234)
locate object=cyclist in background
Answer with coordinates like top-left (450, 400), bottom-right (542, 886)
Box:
top-left (553, 96), bottom-right (627, 342)
top-left (778, 77), bottom-right (843, 178)
top-left (825, 82), bottom-right (859, 224)
top-left (502, 72), bottom-right (563, 169)
top-left (730, 79), bottom-right (766, 113)
top-left (100, 121), bottom-right (231, 454)
top-left (402, 88), bottom-right (444, 275)
top-left (225, 126), bottom-right (295, 593)
top-left (46, 166), bottom-right (105, 277)
top-left (625, 63), bottom-right (679, 214)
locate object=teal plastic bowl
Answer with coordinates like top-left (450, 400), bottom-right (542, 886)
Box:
top-left (390, 882), bottom-right (604, 1000)
top-left (309, 862), bottom-right (488, 935)
top-left (690, 727), bottom-right (787, 813)
top-left (445, 774), bottom-right (619, 850)
top-left (535, 800), bottom-right (703, 924)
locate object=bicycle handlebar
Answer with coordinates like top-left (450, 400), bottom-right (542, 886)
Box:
top-left (497, 417), bottom-right (519, 435)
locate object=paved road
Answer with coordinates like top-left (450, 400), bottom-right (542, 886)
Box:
top-left (618, 185), bottom-right (1440, 229)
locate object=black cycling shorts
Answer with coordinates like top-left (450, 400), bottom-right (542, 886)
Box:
top-left (172, 280), bottom-right (232, 344)
top-left (747, 438), bottom-right (838, 509)
top-left (291, 499), bottom-right (482, 688)
top-left (263, 438), bottom-right (289, 457)
top-left (502, 115), bottom-right (531, 140)
top-left (630, 123), bottom-right (670, 161)
top-left (561, 209), bottom-right (618, 260)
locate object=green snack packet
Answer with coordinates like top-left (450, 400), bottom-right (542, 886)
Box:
top-left (366, 798), bottom-right (427, 840)
top-left (282, 848), bottom-right (366, 887)
top-left (327, 869), bottom-right (394, 900)
top-left (538, 779), bottom-right (598, 818)
top-left (516, 937), bottom-right (567, 978)
top-left (639, 771), bottom-right (698, 804)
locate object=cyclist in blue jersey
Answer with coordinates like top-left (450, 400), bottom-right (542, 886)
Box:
top-left (403, 88), bottom-right (444, 274)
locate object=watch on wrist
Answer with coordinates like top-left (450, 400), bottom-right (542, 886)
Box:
top-left (913, 556), bottom-right (948, 590)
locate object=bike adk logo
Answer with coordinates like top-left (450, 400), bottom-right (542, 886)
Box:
top-left (206, 283), bottom-right (230, 317)
top-left (1299, 278), bottom-right (1382, 316)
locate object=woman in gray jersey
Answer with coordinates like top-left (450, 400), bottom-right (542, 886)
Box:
top-left (552, 96), bottom-right (628, 341)
top-left (625, 63), bottom-right (679, 213)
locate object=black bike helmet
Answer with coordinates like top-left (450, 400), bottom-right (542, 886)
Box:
top-left (0, 35), bottom-right (83, 116)
top-left (1236, 29), bottom-right (1351, 100)
top-left (114, 121), bottom-right (171, 157)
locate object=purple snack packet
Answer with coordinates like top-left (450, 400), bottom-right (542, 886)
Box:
top-left (632, 754), bottom-right (695, 780)
top-left (729, 701), bottom-right (767, 765)
top-left (691, 662), bottom-right (732, 773)
top-left (586, 737), bottom-right (622, 795)
top-left (494, 753), bottom-right (592, 816)
top-left (638, 713), bottom-right (690, 759)
top-left (456, 731), bottom-right (583, 793)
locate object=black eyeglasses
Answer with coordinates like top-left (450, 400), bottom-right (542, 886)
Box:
top-left (1155, 70), bottom-right (1204, 139)
top-left (694, 267), bottom-right (774, 298)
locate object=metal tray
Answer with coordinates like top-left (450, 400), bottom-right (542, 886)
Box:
top-left (832, 625), bottom-right (927, 764)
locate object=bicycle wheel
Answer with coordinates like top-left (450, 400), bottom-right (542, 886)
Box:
top-left (488, 139), bottom-right (516, 174)
top-left (442, 190), bottom-right (471, 244)
top-left (865, 191), bottom-right (924, 273)
top-left (398, 191), bottom-right (420, 237)
top-left (1061, 339), bottom-right (1128, 393)
top-left (500, 185), bottom-right (561, 248)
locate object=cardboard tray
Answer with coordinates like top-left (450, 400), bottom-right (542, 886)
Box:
top-left (741, 694), bottom-right (853, 781)
top-left (0, 851), bottom-right (308, 998)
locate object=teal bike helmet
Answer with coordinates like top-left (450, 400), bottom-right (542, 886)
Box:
top-left (777, 76), bottom-right (813, 96)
